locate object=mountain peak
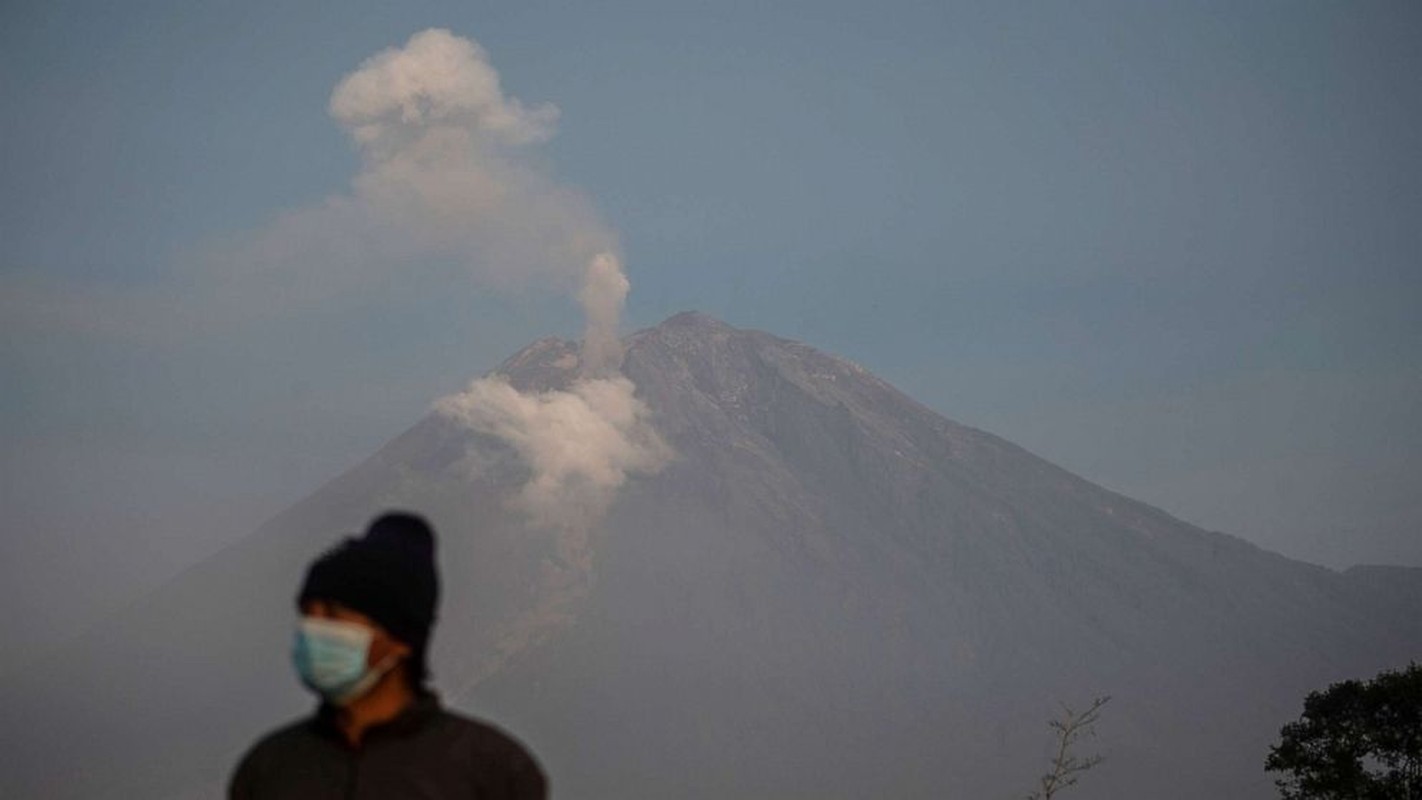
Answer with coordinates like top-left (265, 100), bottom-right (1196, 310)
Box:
top-left (657, 310), bottom-right (731, 330)
top-left (491, 313), bottom-right (739, 393)
top-left (630, 310), bottom-right (741, 348)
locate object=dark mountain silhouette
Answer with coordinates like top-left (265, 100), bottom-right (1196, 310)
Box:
top-left (3, 311), bottom-right (1417, 798)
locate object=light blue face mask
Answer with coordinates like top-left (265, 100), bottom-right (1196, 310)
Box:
top-left (292, 617), bottom-right (397, 706)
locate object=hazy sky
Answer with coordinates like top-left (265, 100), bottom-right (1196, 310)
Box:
top-left (3, 1), bottom-right (1419, 657)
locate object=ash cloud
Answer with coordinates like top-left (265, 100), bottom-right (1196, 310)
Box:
top-left (192, 28), bottom-right (619, 317)
top-left (326, 28), bottom-right (615, 292)
top-left (578, 253), bottom-right (632, 377)
top-left (183, 28), bottom-right (667, 532)
top-left (321, 29), bottom-right (668, 529)
top-left (436, 375), bottom-right (671, 532)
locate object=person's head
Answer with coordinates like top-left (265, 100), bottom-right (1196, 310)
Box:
top-left (293, 511), bottom-right (440, 701)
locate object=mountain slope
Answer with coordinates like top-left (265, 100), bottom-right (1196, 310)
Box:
top-left (472, 311), bottom-right (1419, 797)
top-left (2, 312), bottom-right (1416, 799)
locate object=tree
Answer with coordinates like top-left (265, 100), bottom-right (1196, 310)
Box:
top-left (1266, 662), bottom-right (1422, 799)
top-left (1027, 695), bottom-right (1110, 800)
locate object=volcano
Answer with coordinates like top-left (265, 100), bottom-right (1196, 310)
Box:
top-left (3, 312), bottom-right (1418, 798)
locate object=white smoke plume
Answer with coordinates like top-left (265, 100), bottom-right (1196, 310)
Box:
top-left (197, 28), bottom-right (620, 321)
top-left (328, 28), bottom-right (617, 292)
top-left (436, 376), bottom-right (672, 533)
top-left (317, 29), bottom-right (670, 529)
top-left (579, 253), bottom-right (631, 377)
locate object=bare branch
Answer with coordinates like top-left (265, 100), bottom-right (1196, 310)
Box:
top-left (1027, 696), bottom-right (1111, 800)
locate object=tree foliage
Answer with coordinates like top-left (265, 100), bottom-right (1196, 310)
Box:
top-left (1028, 696), bottom-right (1110, 800)
top-left (1265, 662), bottom-right (1422, 799)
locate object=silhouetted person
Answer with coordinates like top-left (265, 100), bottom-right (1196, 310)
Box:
top-left (230, 512), bottom-right (547, 799)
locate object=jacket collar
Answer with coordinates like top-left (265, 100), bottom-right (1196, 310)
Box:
top-left (312, 690), bottom-right (441, 745)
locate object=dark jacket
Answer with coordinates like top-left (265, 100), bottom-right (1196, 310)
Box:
top-left (229, 694), bottom-right (547, 799)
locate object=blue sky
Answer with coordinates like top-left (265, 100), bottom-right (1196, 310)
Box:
top-left (2, 1), bottom-right (1419, 657)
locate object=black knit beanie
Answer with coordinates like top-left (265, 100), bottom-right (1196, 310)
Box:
top-left (297, 511), bottom-right (440, 682)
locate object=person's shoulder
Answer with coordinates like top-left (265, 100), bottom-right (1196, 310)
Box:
top-left (430, 706), bottom-right (546, 789)
top-left (433, 707), bottom-right (537, 759)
